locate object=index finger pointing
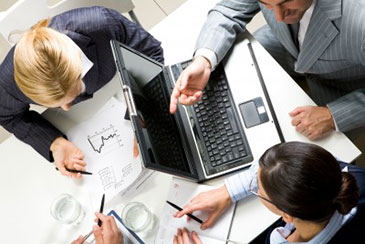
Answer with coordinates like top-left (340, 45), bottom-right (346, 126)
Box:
top-left (175, 204), bottom-right (201, 218)
top-left (170, 85), bottom-right (181, 114)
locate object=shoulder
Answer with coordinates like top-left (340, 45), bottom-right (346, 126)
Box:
top-left (50, 6), bottom-right (122, 33)
top-left (340, 0), bottom-right (365, 47)
top-left (0, 47), bottom-right (15, 88)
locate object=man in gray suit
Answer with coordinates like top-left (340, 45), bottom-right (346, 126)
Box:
top-left (169, 0), bottom-right (365, 141)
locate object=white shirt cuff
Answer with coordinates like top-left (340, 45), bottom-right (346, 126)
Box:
top-left (194, 48), bottom-right (218, 71)
top-left (327, 105), bottom-right (340, 132)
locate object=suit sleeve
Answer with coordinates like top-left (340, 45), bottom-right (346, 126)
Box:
top-left (0, 89), bottom-right (64, 161)
top-left (327, 38), bottom-right (365, 132)
top-left (102, 7), bottom-right (164, 64)
top-left (195, 0), bottom-right (260, 64)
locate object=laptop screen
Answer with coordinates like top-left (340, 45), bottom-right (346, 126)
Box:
top-left (117, 44), bottom-right (195, 177)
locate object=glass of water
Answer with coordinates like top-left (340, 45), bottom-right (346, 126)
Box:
top-left (122, 202), bottom-right (154, 232)
top-left (50, 193), bottom-right (85, 225)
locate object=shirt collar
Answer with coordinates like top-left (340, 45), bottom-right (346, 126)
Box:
top-left (269, 208), bottom-right (357, 244)
top-left (80, 50), bottom-right (94, 94)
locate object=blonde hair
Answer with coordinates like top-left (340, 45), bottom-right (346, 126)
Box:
top-left (14, 19), bottom-right (82, 106)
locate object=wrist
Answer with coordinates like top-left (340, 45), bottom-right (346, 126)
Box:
top-left (221, 185), bottom-right (232, 205)
top-left (194, 55), bottom-right (212, 70)
top-left (325, 107), bottom-right (336, 130)
top-left (50, 136), bottom-right (65, 152)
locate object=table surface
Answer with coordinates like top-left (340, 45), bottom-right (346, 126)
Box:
top-left (0, 0), bottom-right (361, 243)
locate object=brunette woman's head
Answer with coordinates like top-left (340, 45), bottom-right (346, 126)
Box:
top-left (259, 142), bottom-right (359, 223)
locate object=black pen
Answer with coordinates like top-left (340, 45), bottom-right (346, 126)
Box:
top-left (82, 194), bottom-right (106, 244)
top-left (55, 167), bottom-right (93, 175)
top-left (166, 200), bottom-right (203, 224)
top-left (98, 193), bottom-right (105, 226)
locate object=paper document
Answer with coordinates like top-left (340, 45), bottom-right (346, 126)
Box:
top-left (155, 178), bottom-right (236, 244)
top-left (67, 97), bottom-right (150, 208)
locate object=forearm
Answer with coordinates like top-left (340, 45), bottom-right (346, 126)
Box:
top-left (195, 0), bottom-right (260, 65)
top-left (327, 89), bottom-right (365, 132)
top-left (1, 110), bottom-right (65, 161)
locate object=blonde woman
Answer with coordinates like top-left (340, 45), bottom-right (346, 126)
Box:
top-left (0, 6), bottom-right (163, 178)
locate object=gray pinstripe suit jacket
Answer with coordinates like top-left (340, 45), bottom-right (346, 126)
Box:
top-left (195, 0), bottom-right (365, 134)
top-left (0, 6), bottom-right (164, 161)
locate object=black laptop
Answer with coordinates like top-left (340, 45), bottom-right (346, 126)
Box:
top-left (110, 40), bottom-right (254, 181)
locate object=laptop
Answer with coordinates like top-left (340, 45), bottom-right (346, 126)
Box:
top-left (110, 40), bottom-right (283, 181)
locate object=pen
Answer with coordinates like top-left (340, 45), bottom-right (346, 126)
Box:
top-left (82, 194), bottom-right (105, 244)
top-left (55, 167), bottom-right (93, 175)
top-left (166, 200), bottom-right (203, 224)
top-left (97, 193), bottom-right (105, 227)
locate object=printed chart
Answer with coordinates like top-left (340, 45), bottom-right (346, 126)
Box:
top-left (87, 124), bottom-right (123, 155)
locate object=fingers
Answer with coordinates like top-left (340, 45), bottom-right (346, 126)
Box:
top-left (201, 211), bottom-right (220, 229)
top-left (182, 228), bottom-right (190, 243)
top-left (170, 81), bottom-right (182, 114)
top-left (289, 106), bottom-right (305, 116)
top-left (175, 203), bottom-right (201, 218)
top-left (56, 163), bottom-right (72, 177)
top-left (192, 231), bottom-right (203, 244)
top-left (174, 228), bottom-right (198, 244)
top-left (71, 235), bottom-right (84, 244)
top-left (133, 137), bottom-right (139, 158)
top-left (93, 225), bottom-right (104, 244)
top-left (72, 158), bottom-right (87, 167)
top-left (179, 93), bottom-right (202, 105)
top-left (177, 228), bottom-right (183, 244)
top-left (95, 213), bottom-right (117, 236)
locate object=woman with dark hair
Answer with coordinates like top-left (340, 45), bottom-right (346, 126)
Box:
top-left (173, 142), bottom-right (363, 244)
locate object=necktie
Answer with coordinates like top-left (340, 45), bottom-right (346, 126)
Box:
top-left (289, 23), bottom-right (300, 50)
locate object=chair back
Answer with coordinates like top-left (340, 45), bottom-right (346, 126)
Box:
top-left (0, 0), bottom-right (135, 61)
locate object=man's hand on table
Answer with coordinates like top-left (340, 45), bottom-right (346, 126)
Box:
top-left (169, 56), bottom-right (211, 114)
top-left (289, 105), bottom-right (336, 140)
top-left (71, 213), bottom-right (123, 244)
top-left (174, 185), bottom-right (232, 230)
top-left (50, 137), bottom-right (87, 178)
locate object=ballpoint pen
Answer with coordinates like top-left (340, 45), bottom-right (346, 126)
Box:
top-left (55, 167), bottom-right (93, 175)
top-left (166, 200), bottom-right (203, 224)
top-left (82, 194), bottom-right (105, 244)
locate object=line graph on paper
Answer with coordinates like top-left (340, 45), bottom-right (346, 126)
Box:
top-left (87, 124), bottom-right (124, 155)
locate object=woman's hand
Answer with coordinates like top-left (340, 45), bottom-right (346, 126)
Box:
top-left (50, 137), bottom-right (87, 178)
top-left (174, 185), bottom-right (232, 229)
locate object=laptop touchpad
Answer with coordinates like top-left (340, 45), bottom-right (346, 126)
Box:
top-left (239, 97), bottom-right (269, 128)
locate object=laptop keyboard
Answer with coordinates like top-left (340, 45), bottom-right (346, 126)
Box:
top-left (189, 64), bottom-right (253, 175)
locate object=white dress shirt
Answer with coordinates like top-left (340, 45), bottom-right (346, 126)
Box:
top-left (80, 50), bottom-right (94, 94)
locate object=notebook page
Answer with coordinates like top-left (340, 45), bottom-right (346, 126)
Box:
top-left (155, 178), bottom-right (235, 243)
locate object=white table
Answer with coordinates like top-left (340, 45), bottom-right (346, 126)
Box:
top-left (0, 0), bottom-right (361, 244)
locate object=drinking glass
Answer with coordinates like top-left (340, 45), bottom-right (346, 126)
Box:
top-left (50, 193), bottom-right (85, 225)
top-left (122, 202), bottom-right (154, 232)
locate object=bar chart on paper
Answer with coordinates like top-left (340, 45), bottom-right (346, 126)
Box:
top-left (87, 124), bottom-right (124, 155)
